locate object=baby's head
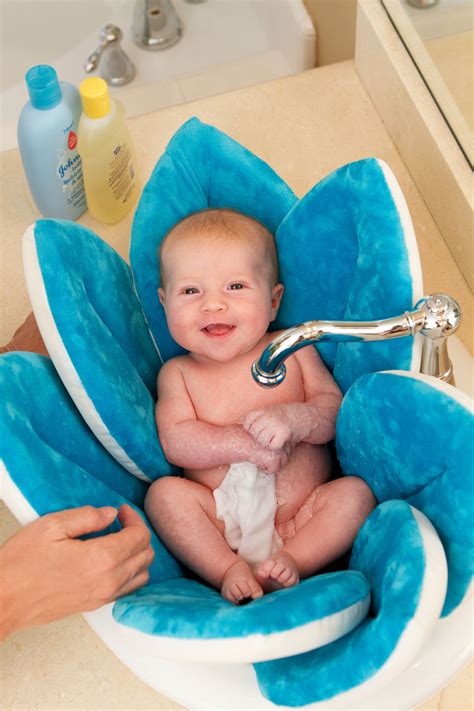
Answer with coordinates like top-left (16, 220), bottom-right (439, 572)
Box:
top-left (158, 208), bottom-right (284, 363)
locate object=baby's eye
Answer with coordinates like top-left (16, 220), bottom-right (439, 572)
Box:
top-left (229, 283), bottom-right (244, 290)
top-left (183, 287), bottom-right (199, 295)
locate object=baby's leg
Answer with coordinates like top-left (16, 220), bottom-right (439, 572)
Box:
top-left (145, 477), bottom-right (263, 603)
top-left (258, 477), bottom-right (375, 588)
top-left (282, 476), bottom-right (376, 578)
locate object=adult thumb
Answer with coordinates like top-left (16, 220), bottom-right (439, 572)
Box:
top-left (51, 505), bottom-right (118, 540)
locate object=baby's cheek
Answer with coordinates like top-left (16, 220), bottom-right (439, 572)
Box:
top-left (249, 305), bottom-right (272, 333)
top-left (167, 314), bottom-right (191, 346)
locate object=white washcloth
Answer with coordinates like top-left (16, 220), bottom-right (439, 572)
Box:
top-left (214, 461), bottom-right (280, 568)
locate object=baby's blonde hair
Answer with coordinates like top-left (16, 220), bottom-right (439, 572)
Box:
top-left (159, 208), bottom-right (279, 288)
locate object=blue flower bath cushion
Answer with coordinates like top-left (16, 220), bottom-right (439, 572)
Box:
top-left (23, 119), bottom-right (423, 483)
top-left (131, 117), bottom-right (423, 390)
top-left (255, 500), bottom-right (448, 706)
top-left (0, 352), bottom-right (181, 583)
top-left (336, 370), bottom-right (474, 616)
top-left (22, 220), bottom-right (177, 482)
top-left (112, 571), bottom-right (370, 665)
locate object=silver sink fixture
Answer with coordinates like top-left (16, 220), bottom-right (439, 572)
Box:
top-left (252, 293), bottom-right (462, 387)
top-left (133, 0), bottom-right (183, 50)
top-left (84, 24), bottom-right (135, 86)
top-left (406, 0), bottom-right (439, 7)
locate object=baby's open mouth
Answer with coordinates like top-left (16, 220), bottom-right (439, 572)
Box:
top-left (202, 323), bottom-right (236, 337)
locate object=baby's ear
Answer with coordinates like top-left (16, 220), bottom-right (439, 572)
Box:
top-left (158, 288), bottom-right (166, 307)
top-left (270, 283), bottom-right (284, 320)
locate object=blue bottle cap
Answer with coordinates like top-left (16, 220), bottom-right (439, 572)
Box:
top-left (25, 65), bottom-right (62, 110)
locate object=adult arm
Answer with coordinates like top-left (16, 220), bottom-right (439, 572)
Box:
top-left (0, 312), bottom-right (48, 356)
top-left (0, 504), bottom-right (154, 641)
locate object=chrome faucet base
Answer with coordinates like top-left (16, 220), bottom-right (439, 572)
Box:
top-left (84, 25), bottom-right (135, 87)
top-left (134, 0), bottom-right (183, 50)
top-left (252, 294), bottom-right (462, 388)
top-left (406, 0), bottom-right (439, 8)
top-left (417, 294), bottom-right (461, 385)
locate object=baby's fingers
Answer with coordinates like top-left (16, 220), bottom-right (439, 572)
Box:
top-left (254, 425), bottom-right (276, 448)
top-left (241, 410), bottom-right (265, 431)
top-left (268, 427), bottom-right (292, 451)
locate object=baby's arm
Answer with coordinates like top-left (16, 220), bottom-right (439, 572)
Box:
top-left (156, 361), bottom-right (289, 475)
top-left (242, 346), bottom-right (342, 450)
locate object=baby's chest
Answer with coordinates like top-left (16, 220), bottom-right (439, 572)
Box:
top-left (185, 360), bottom-right (305, 425)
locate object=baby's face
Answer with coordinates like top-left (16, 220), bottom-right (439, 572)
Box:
top-left (159, 232), bottom-right (283, 363)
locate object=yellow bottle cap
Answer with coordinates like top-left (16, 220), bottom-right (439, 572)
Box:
top-left (79, 77), bottom-right (111, 119)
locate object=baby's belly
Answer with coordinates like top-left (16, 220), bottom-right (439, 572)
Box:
top-left (274, 443), bottom-right (331, 525)
top-left (184, 443), bottom-right (331, 524)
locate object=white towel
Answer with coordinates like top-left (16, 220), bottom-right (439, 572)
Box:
top-left (214, 461), bottom-right (281, 568)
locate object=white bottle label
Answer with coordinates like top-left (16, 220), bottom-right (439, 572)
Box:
top-left (56, 128), bottom-right (87, 211)
top-left (109, 143), bottom-right (137, 204)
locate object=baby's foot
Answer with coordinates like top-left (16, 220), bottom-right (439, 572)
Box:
top-left (221, 560), bottom-right (264, 605)
top-left (256, 551), bottom-right (300, 593)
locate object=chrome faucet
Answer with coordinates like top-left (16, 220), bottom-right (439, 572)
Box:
top-left (84, 25), bottom-right (135, 86)
top-left (133, 0), bottom-right (182, 50)
top-left (252, 294), bottom-right (462, 387)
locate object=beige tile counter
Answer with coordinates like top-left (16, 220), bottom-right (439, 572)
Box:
top-left (1, 61), bottom-right (472, 709)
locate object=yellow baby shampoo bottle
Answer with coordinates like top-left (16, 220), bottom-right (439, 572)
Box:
top-left (78, 77), bottom-right (140, 224)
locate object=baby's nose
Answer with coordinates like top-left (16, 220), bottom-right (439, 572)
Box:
top-left (201, 295), bottom-right (227, 312)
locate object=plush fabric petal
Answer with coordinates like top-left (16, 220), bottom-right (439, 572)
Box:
top-left (0, 352), bottom-right (182, 584)
top-left (255, 501), bottom-right (447, 706)
top-left (23, 220), bottom-right (177, 482)
top-left (274, 158), bottom-right (423, 386)
top-left (112, 571), bottom-right (370, 664)
top-left (337, 371), bottom-right (474, 615)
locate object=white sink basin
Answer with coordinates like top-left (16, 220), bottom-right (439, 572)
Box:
top-left (0, 0), bottom-right (315, 151)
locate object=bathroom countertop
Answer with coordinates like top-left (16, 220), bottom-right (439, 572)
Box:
top-left (1, 61), bottom-right (472, 709)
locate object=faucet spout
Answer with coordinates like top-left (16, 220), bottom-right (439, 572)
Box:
top-left (252, 294), bottom-right (461, 387)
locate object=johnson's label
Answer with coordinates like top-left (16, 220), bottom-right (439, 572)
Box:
top-left (56, 127), bottom-right (86, 211)
top-left (57, 153), bottom-right (81, 180)
top-left (108, 142), bottom-right (137, 204)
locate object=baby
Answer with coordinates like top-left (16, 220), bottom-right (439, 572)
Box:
top-left (145, 208), bottom-right (375, 604)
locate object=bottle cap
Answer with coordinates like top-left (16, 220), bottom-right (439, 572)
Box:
top-left (79, 77), bottom-right (111, 119)
top-left (25, 65), bottom-right (62, 110)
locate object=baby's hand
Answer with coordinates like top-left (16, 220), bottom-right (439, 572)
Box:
top-left (254, 443), bottom-right (291, 475)
top-left (242, 406), bottom-right (297, 452)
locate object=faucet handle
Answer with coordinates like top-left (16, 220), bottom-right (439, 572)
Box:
top-left (84, 24), bottom-right (135, 86)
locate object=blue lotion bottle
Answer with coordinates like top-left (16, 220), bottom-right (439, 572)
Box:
top-left (18, 65), bottom-right (87, 219)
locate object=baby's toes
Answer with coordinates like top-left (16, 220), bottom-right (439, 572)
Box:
top-left (284, 571), bottom-right (299, 588)
top-left (222, 585), bottom-right (238, 604)
top-left (269, 561), bottom-right (286, 580)
top-left (257, 559), bottom-right (276, 578)
top-left (277, 567), bottom-right (293, 584)
top-left (249, 579), bottom-right (264, 599)
top-left (230, 581), bottom-right (246, 600)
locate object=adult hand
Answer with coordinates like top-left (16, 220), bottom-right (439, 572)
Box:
top-left (0, 504), bottom-right (154, 641)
